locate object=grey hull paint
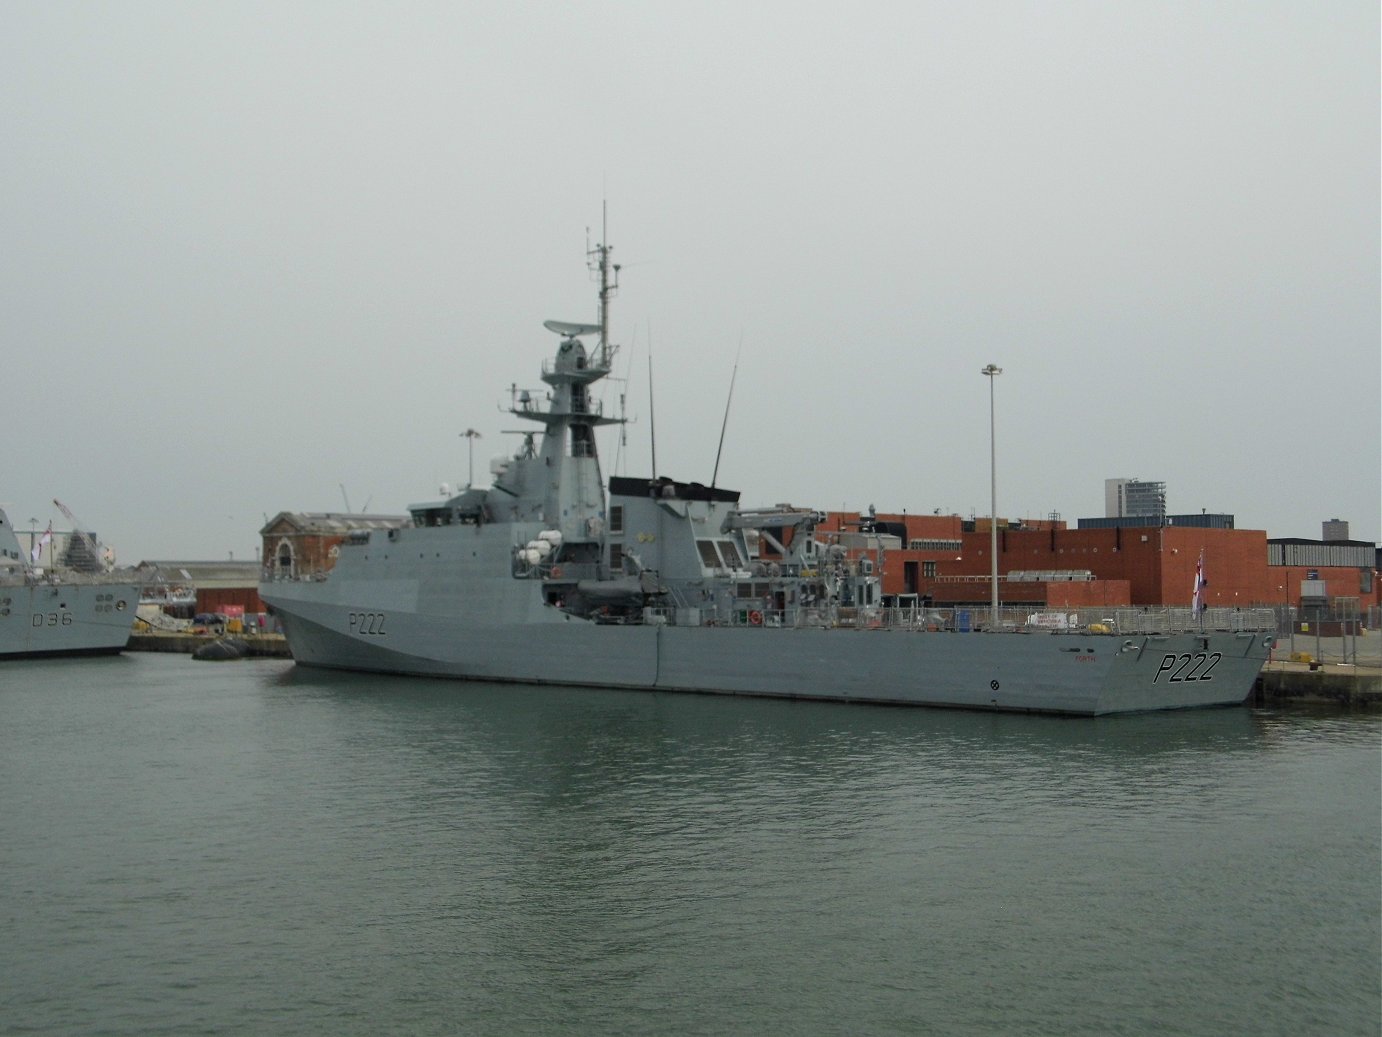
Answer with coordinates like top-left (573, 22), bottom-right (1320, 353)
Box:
top-left (264, 583), bottom-right (1267, 716)
top-left (0, 582), bottom-right (139, 659)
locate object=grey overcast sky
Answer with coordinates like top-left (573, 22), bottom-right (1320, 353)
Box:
top-left (2, 1), bottom-right (1377, 563)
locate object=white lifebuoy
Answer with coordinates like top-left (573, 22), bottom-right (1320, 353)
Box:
top-left (748, 610), bottom-right (763, 626)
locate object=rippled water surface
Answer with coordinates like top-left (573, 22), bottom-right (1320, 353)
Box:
top-left (2, 654), bottom-right (1378, 1035)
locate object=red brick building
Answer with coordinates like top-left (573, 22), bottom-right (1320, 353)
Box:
top-left (259, 512), bottom-right (409, 581)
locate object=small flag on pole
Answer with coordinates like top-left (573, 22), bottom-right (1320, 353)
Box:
top-left (1192, 549), bottom-right (1207, 618)
top-left (30, 522), bottom-right (52, 563)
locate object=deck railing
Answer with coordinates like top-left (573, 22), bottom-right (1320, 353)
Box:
top-left (1, 570), bottom-right (140, 589)
top-left (638, 604), bottom-right (1277, 633)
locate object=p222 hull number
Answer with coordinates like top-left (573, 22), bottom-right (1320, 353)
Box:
top-left (1153, 652), bottom-right (1220, 683)
top-left (349, 612), bottom-right (387, 636)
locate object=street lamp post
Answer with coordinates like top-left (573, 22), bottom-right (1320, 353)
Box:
top-left (461, 429), bottom-right (482, 487)
top-left (1284, 581), bottom-right (1295, 654)
top-left (981, 364), bottom-right (1002, 630)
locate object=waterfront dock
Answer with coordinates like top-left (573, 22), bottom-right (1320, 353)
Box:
top-left (1254, 629), bottom-right (1381, 706)
top-left (127, 631), bottom-right (292, 658)
top-left (1255, 661), bottom-right (1382, 705)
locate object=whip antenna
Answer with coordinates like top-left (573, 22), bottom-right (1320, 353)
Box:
top-left (711, 333), bottom-right (743, 489)
top-left (647, 329), bottom-right (658, 478)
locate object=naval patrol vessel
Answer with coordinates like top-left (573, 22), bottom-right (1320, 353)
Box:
top-left (260, 236), bottom-right (1275, 714)
top-left (0, 506), bottom-right (138, 659)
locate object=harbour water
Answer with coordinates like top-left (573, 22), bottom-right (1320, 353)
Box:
top-left (2, 654), bottom-right (1378, 1036)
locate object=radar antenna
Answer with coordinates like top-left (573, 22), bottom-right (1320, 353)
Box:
top-left (542, 320), bottom-right (600, 339)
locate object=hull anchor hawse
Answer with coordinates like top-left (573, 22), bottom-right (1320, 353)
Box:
top-left (261, 232), bottom-right (1274, 714)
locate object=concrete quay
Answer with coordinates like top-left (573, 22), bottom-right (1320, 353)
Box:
top-left (1254, 661), bottom-right (1382, 706)
top-left (1255, 629), bottom-right (1382, 706)
top-left (127, 631), bottom-right (292, 658)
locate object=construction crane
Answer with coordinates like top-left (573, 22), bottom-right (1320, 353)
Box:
top-left (52, 499), bottom-right (108, 572)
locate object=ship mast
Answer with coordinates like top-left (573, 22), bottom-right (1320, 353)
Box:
top-left (588, 201), bottom-right (620, 370)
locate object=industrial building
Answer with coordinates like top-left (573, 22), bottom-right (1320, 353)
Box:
top-left (825, 509), bottom-right (1379, 623)
top-left (134, 560), bottom-right (265, 617)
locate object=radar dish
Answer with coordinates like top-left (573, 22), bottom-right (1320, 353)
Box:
top-left (543, 320), bottom-right (600, 337)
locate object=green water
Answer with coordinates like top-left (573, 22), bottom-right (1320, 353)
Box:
top-left (2, 654), bottom-right (1378, 1035)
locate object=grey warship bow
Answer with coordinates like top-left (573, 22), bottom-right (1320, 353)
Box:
top-left (261, 235), bottom-right (1274, 714)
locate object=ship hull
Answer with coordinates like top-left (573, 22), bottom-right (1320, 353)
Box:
top-left (263, 586), bottom-right (1268, 716)
top-left (0, 582), bottom-right (139, 659)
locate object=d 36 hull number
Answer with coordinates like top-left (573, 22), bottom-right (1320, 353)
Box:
top-left (1153, 652), bottom-right (1221, 683)
top-left (348, 612), bottom-right (387, 636)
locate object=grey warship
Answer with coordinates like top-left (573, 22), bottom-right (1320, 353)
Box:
top-left (0, 507), bottom-right (138, 659)
top-left (261, 236), bottom-right (1275, 714)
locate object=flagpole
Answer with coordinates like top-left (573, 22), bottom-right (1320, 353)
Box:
top-left (982, 364), bottom-right (1002, 630)
top-left (1193, 547), bottom-right (1207, 630)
